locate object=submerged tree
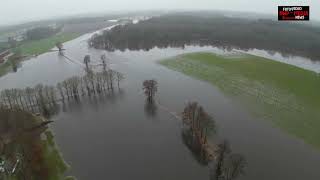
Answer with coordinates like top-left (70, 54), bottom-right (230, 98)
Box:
top-left (182, 102), bottom-right (216, 164)
top-left (142, 79), bottom-right (158, 102)
top-left (211, 140), bottom-right (247, 180)
top-left (83, 55), bottom-right (91, 72)
top-left (101, 54), bottom-right (107, 72)
top-left (223, 154), bottom-right (247, 180)
top-left (56, 42), bottom-right (63, 54)
top-left (214, 140), bottom-right (231, 180)
top-left (108, 69), bottom-right (116, 91)
top-left (115, 72), bottom-right (125, 89)
top-left (183, 102), bottom-right (216, 138)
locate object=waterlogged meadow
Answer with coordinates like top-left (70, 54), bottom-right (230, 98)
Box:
top-left (160, 52), bottom-right (320, 149)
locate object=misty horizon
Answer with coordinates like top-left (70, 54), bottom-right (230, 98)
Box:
top-left (1, 0), bottom-right (319, 26)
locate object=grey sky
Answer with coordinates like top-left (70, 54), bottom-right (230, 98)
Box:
top-left (1, 0), bottom-right (319, 25)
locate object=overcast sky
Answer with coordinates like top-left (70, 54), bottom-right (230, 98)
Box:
top-left (1, 0), bottom-right (319, 25)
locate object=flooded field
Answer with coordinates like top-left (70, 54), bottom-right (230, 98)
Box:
top-left (1, 26), bottom-right (320, 180)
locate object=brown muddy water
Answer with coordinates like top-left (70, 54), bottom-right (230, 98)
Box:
top-left (0, 26), bottom-right (320, 180)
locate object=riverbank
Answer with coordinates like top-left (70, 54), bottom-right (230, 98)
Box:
top-left (0, 33), bottom-right (80, 77)
top-left (160, 52), bottom-right (320, 149)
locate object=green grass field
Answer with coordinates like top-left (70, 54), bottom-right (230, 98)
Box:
top-left (13, 33), bottom-right (80, 56)
top-left (160, 52), bottom-right (320, 149)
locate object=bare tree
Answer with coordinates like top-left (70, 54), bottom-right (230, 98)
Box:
top-left (115, 72), bottom-right (125, 89)
top-left (56, 83), bottom-right (64, 101)
top-left (108, 69), bottom-right (116, 91)
top-left (142, 79), bottom-right (158, 102)
top-left (101, 54), bottom-right (107, 72)
top-left (83, 55), bottom-right (91, 72)
top-left (55, 42), bottom-right (63, 54)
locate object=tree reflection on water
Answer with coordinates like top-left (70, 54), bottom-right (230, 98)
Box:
top-left (144, 99), bottom-right (158, 118)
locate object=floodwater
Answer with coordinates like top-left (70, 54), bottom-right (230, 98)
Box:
top-left (0, 26), bottom-right (320, 180)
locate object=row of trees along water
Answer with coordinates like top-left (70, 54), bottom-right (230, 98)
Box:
top-left (182, 102), bottom-right (247, 180)
top-left (0, 54), bottom-right (125, 116)
top-left (141, 80), bottom-right (246, 180)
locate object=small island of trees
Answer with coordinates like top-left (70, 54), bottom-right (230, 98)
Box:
top-left (182, 102), bottom-right (246, 180)
top-left (140, 80), bottom-right (246, 180)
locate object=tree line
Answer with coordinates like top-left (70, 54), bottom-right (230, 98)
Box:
top-left (89, 13), bottom-right (320, 61)
top-left (0, 54), bottom-right (125, 116)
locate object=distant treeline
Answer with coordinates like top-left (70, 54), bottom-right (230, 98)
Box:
top-left (89, 14), bottom-right (320, 60)
top-left (25, 26), bottom-right (62, 40)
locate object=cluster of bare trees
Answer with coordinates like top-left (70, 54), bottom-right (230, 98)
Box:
top-left (0, 51), bottom-right (126, 116)
top-left (0, 85), bottom-right (57, 116)
top-left (181, 102), bottom-right (246, 180)
top-left (0, 55), bottom-right (125, 115)
top-left (83, 54), bottom-right (125, 90)
top-left (57, 69), bottom-right (123, 101)
top-left (182, 102), bottom-right (216, 163)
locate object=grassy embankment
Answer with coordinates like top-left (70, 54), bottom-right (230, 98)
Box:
top-left (0, 33), bottom-right (80, 77)
top-left (160, 52), bottom-right (320, 149)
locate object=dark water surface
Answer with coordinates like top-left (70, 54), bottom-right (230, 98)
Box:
top-left (1, 28), bottom-right (320, 180)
